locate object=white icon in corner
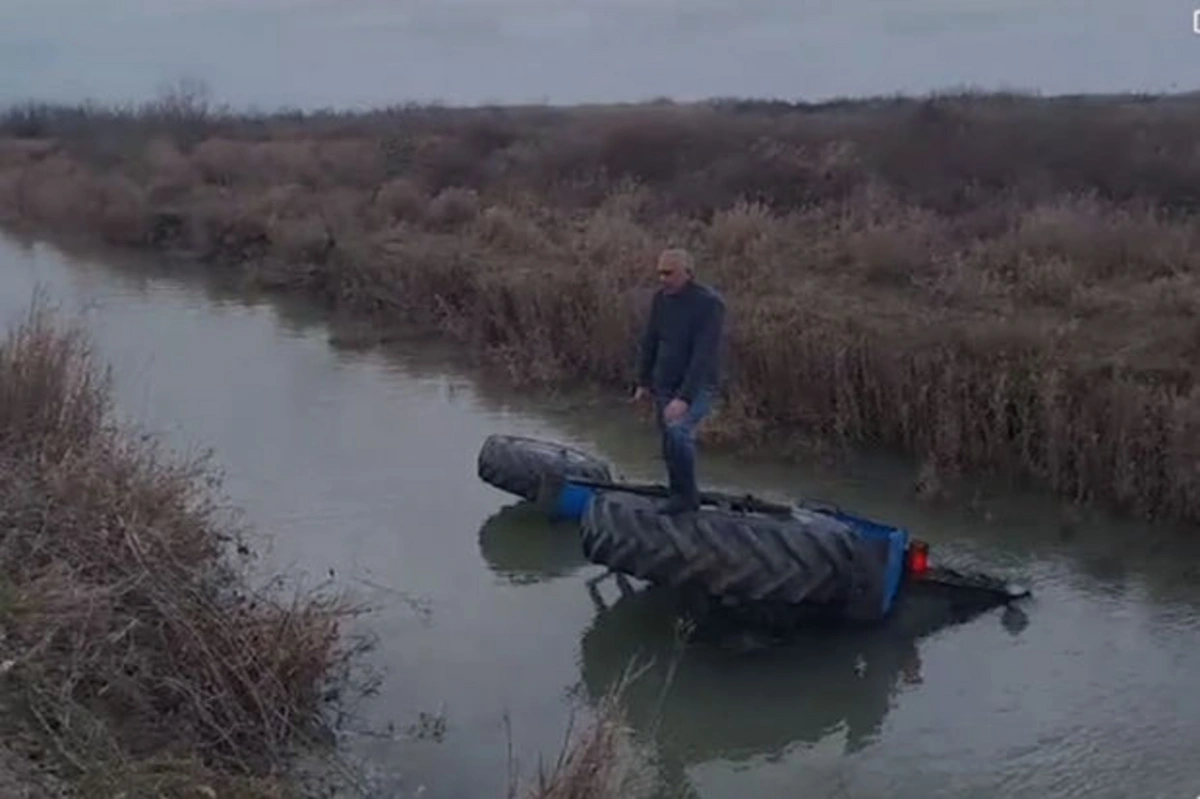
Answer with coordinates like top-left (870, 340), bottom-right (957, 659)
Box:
top-left (1194, 9), bottom-right (1200, 33)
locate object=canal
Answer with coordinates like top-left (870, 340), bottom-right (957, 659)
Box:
top-left (2, 233), bottom-right (1198, 799)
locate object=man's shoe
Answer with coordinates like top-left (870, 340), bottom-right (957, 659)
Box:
top-left (659, 494), bottom-right (700, 515)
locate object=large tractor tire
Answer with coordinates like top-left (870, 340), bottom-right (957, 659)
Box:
top-left (477, 434), bottom-right (613, 503)
top-left (580, 490), bottom-right (876, 612)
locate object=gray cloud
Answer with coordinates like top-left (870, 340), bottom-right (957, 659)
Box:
top-left (1, 0), bottom-right (1196, 108)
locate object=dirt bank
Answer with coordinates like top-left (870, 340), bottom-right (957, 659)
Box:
top-left (2, 92), bottom-right (1199, 524)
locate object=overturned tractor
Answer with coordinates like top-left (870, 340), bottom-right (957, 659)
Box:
top-left (476, 433), bottom-right (1029, 628)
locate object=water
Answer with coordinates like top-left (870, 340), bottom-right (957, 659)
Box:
top-left (2, 0), bottom-right (1197, 109)
top-left (3, 232), bottom-right (1200, 799)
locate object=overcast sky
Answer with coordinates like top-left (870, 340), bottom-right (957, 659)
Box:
top-left (2, 0), bottom-right (1198, 109)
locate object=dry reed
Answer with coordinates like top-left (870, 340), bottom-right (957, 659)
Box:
top-left (509, 661), bottom-right (653, 799)
top-left (0, 299), bottom-right (357, 796)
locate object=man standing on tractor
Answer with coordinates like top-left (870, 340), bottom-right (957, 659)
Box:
top-left (631, 248), bottom-right (726, 515)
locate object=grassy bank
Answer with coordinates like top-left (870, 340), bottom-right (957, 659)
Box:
top-left (0, 301), bottom-right (636, 797)
top-left (0, 300), bottom-right (357, 796)
top-left (3, 91), bottom-right (1200, 523)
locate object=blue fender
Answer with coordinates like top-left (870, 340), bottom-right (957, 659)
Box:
top-left (549, 479), bottom-right (595, 522)
top-left (823, 509), bottom-right (910, 619)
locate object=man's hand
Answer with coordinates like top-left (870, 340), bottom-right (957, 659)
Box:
top-left (631, 386), bottom-right (649, 403)
top-left (663, 398), bottom-right (688, 424)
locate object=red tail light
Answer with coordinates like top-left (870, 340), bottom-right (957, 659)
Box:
top-left (908, 540), bottom-right (929, 576)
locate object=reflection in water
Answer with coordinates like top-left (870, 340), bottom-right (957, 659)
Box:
top-left (1001, 603), bottom-right (1029, 636)
top-left (477, 501), bottom-right (590, 585)
top-left (576, 581), bottom-right (1016, 795)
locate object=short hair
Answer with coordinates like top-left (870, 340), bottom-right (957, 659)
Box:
top-left (659, 248), bottom-right (694, 275)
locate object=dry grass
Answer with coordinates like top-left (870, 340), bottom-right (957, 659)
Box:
top-left (0, 299), bottom-right (360, 796)
top-left (0, 294), bottom-right (640, 797)
top-left (509, 662), bottom-right (652, 799)
top-left (4, 91), bottom-right (1200, 523)
top-left (510, 698), bottom-right (631, 799)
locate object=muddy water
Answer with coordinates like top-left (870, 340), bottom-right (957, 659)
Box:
top-left (3, 233), bottom-right (1200, 799)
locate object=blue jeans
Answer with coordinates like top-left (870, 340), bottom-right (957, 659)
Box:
top-left (653, 388), bottom-right (714, 502)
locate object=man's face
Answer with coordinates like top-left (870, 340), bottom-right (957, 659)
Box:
top-left (657, 255), bottom-right (689, 294)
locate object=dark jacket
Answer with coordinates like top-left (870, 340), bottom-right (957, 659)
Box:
top-left (636, 280), bottom-right (725, 403)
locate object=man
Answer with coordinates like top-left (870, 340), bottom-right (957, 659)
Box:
top-left (632, 248), bottom-right (726, 515)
